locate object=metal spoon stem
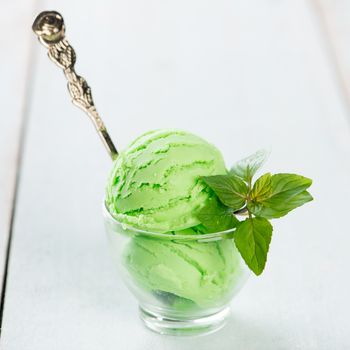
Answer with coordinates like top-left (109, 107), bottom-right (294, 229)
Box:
top-left (32, 11), bottom-right (118, 160)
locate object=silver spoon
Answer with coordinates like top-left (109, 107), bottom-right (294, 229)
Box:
top-left (32, 10), bottom-right (118, 160)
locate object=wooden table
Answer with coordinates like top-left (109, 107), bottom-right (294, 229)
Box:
top-left (1, 1), bottom-right (350, 349)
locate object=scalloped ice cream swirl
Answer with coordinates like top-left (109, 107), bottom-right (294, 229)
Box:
top-left (106, 129), bottom-right (227, 233)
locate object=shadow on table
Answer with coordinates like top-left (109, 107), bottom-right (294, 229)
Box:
top-left (156, 312), bottom-right (286, 350)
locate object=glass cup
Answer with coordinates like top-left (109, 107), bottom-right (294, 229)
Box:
top-left (103, 205), bottom-right (250, 335)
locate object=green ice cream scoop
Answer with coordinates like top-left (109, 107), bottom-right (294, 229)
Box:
top-left (106, 129), bottom-right (227, 232)
top-left (123, 231), bottom-right (244, 308)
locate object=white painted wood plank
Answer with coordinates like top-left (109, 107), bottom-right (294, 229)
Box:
top-left (1, 0), bottom-right (350, 349)
top-left (0, 2), bottom-right (36, 303)
top-left (314, 0), bottom-right (350, 107)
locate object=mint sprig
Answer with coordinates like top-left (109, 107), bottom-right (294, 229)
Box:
top-left (234, 217), bottom-right (272, 275)
top-left (201, 175), bottom-right (248, 211)
top-left (199, 150), bottom-right (313, 276)
top-left (248, 173), bottom-right (313, 219)
top-left (197, 199), bottom-right (240, 233)
top-left (230, 149), bottom-right (270, 183)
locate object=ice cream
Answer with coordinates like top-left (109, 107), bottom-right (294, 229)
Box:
top-left (123, 233), bottom-right (244, 308)
top-left (106, 129), bottom-right (245, 310)
top-left (106, 129), bottom-right (227, 232)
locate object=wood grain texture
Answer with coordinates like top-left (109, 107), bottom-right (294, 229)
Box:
top-left (0, 1), bottom-right (36, 304)
top-left (1, 0), bottom-right (350, 349)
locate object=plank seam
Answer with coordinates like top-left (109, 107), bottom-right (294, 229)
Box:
top-left (0, 29), bottom-right (38, 339)
top-left (309, 0), bottom-right (350, 126)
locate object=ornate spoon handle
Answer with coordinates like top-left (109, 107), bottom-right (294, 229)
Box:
top-left (32, 11), bottom-right (118, 160)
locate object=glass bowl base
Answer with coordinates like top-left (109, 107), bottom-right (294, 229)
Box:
top-left (139, 305), bottom-right (230, 336)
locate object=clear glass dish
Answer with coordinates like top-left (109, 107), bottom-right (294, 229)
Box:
top-left (103, 204), bottom-right (250, 336)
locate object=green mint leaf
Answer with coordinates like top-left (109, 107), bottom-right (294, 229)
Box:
top-left (202, 175), bottom-right (248, 211)
top-left (268, 173), bottom-right (312, 195)
top-left (197, 200), bottom-right (240, 233)
top-left (249, 190), bottom-right (313, 219)
top-left (234, 217), bottom-right (272, 275)
top-left (251, 173), bottom-right (272, 201)
top-left (248, 173), bottom-right (313, 219)
top-left (230, 149), bottom-right (270, 182)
